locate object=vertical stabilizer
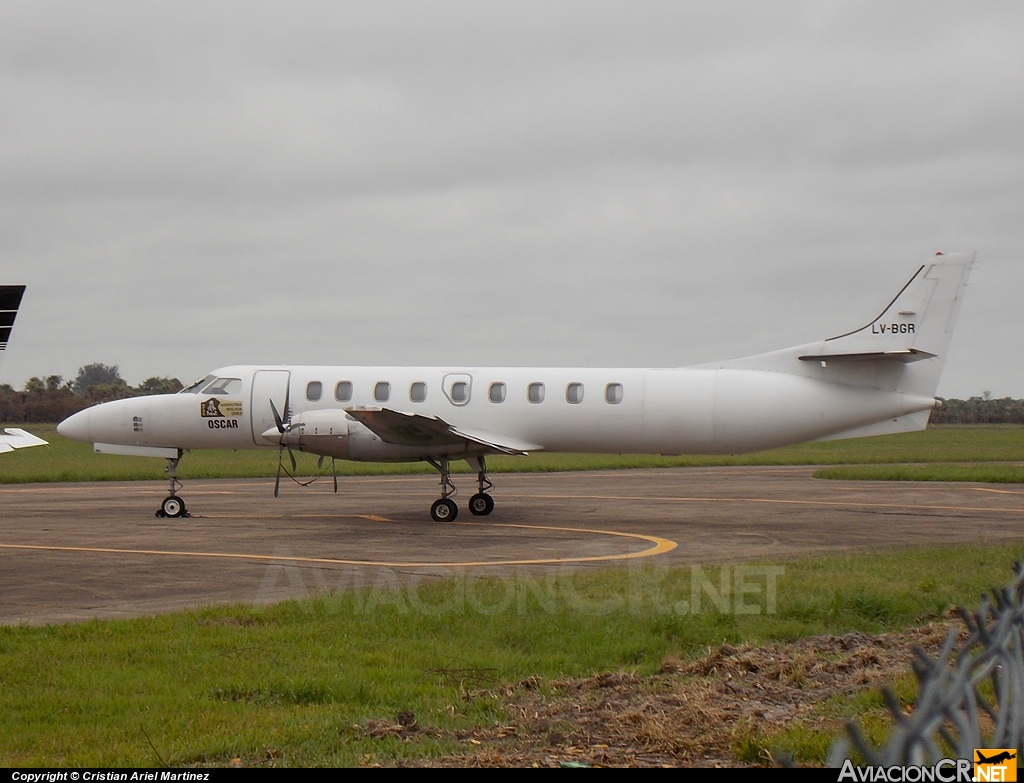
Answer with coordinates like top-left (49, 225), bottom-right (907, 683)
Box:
top-left (0, 285), bottom-right (48, 452)
top-left (818, 252), bottom-right (975, 396)
top-left (699, 252), bottom-right (976, 401)
top-left (0, 285), bottom-right (26, 357)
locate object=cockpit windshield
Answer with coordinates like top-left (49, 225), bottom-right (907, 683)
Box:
top-left (178, 376), bottom-right (242, 395)
top-left (201, 378), bottom-right (242, 395)
top-left (179, 375), bottom-right (216, 394)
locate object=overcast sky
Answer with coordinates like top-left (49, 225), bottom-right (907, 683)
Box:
top-left (1, 1), bottom-right (1020, 398)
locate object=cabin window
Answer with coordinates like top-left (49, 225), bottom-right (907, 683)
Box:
top-left (605, 383), bottom-right (623, 404)
top-left (374, 381), bottom-right (390, 402)
top-left (566, 382), bottom-right (584, 404)
top-left (306, 381), bottom-right (322, 401)
top-left (410, 381), bottom-right (427, 402)
top-left (451, 381), bottom-right (469, 403)
top-left (201, 377), bottom-right (242, 396)
top-left (489, 382), bottom-right (506, 403)
top-left (528, 382), bottom-right (545, 404)
top-left (335, 381), bottom-right (353, 402)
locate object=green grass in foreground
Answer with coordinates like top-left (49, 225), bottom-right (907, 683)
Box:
top-left (1, 543), bottom-right (1022, 766)
top-left (2, 424), bottom-right (1023, 484)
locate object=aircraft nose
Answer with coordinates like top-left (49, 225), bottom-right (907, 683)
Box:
top-left (57, 408), bottom-right (91, 443)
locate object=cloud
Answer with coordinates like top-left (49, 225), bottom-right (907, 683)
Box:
top-left (0, 1), bottom-right (1020, 397)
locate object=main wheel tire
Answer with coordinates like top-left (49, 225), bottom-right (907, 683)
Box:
top-left (430, 498), bottom-right (458, 522)
top-left (161, 496), bottom-right (184, 518)
top-left (468, 493), bottom-right (495, 516)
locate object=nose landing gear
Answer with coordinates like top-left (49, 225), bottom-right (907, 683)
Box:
top-left (155, 451), bottom-right (190, 518)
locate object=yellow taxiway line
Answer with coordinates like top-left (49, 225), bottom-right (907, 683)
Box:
top-left (0, 522), bottom-right (677, 568)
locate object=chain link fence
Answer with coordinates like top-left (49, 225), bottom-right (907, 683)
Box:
top-left (827, 563), bottom-right (1024, 766)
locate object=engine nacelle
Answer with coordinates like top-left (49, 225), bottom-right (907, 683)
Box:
top-left (281, 409), bottom-right (352, 459)
top-left (285, 409), bottom-right (478, 462)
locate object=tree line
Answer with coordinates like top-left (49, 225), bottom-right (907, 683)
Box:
top-left (930, 396), bottom-right (1024, 425)
top-left (0, 364), bottom-right (182, 423)
top-left (2, 365), bottom-right (1023, 425)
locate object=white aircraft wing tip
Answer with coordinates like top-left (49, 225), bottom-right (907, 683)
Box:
top-left (1, 428), bottom-right (49, 449)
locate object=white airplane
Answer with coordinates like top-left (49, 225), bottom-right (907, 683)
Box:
top-left (57, 252), bottom-right (974, 521)
top-left (0, 285), bottom-right (48, 454)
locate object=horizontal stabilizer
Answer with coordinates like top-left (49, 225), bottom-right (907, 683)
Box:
top-left (797, 349), bottom-right (936, 364)
top-left (346, 406), bottom-right (541, 455)
top-left (0, 427), bottom-right (48, 453)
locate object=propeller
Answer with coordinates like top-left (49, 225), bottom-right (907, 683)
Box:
top-left (268, 386), bottom-right (335, 497)
top-left (270, 387), bottom-right (298, 498)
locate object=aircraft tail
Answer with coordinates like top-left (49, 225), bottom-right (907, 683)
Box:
top-left (0, 285), bottom-right (26, 358)
top-left (700, 252), bottom-right (976, 400)
top-left (0, 286), bottom-right (48, 452)
top-left (810, 251), bottom-right (975, 397)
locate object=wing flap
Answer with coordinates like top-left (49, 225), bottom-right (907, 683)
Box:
top-left (346, 407), bottom-right (541, 455)
top-left (445, 426), bottom-right (544, 455)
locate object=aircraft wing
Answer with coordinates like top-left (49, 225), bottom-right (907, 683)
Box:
top-left (0, 428), bottom-right (48, 454)
top-left (345, 407), bottom-right (542, 455)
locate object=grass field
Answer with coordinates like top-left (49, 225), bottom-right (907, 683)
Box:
top-left (4, 424), bottom-right (1023, 764)
top-left (1, 543), bottom-right (1021, 766)
top-left (3, 423), bottom-right (1024, 484)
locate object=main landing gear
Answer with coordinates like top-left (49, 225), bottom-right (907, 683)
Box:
top-left (155, 451), bottom-right (190, 518)
top-left (426, 457), bottom-right (459, 522)
top-left (468, 456), bottom-right (495, 517)
top-left (425, 456), bottom-right (495, 522)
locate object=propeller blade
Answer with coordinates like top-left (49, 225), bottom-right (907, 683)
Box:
top-left (269, 399), bottom-right (285, 434)
top-left (332, 458), bottom-right (337, 494)
top-left (288, 446), bottom-right (297, 473)
top-left (274, 450), bottom-right (282, 498)
top-left (317, 455), bottom-right (325, 469)
top-left (282, 385), bottom-right (291, 426)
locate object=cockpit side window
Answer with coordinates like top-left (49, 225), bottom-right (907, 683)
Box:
top-left (201, 378), bottom-right (242, 395)
top-left (180, 375), bottom-right (216, 394)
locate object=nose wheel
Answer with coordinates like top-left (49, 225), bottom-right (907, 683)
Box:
top-left (155, 452), bottom-right (190, 518)
top-left (158, 495), bottom-right (187, 518)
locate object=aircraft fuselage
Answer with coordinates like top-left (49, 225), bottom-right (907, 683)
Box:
top-left (59, 364), bottom-right (935, 459)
